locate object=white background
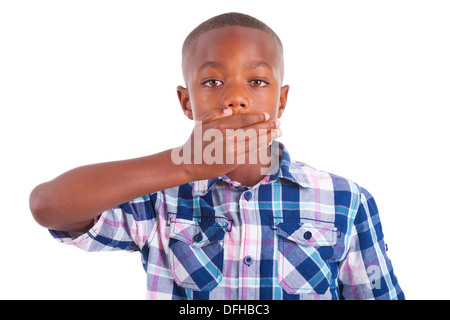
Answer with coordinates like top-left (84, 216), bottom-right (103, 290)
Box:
top-left (1, 0), bottom-right (449, 300)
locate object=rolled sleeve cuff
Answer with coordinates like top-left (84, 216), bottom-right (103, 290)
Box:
top-left (49, 214), bottom-right (103, 251)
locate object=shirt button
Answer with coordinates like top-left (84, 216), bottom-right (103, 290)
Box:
top-left (243, 255), bottom-right (253, 266)
top-left (303, 231), bottom-right (312, 240)
top-left (244, 192), bottom-right (252, 201)
top-left (193, 233), bottom-right (203, 243)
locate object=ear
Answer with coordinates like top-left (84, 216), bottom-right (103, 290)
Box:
top-left (177, 85), bottom-right (193, 120)
top-left (277, 85), bottom-right (290, 119)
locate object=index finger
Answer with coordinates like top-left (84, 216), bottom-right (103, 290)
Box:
top-left (196, 108), bottom-right (234, 124)
top-left (216, 111), bottom-right (270, 129)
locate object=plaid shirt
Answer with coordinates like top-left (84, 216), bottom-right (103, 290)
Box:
top-left (50, 142), bottom-right (404, 300)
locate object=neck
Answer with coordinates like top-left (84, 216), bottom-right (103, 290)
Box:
top-left (225, 164), bottom-right (266, 187)
top-left (225, 143), bottom-right (282, 187)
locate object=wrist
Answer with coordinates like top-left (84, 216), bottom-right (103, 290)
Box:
top-left (169, 147), bottom-right (200, 182)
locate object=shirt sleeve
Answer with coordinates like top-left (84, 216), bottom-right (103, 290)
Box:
top-left (338, 187), bottom-right (405, 300)
top-left (49, 193), bottom-right (158, 252)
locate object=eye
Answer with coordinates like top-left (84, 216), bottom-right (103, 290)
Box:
top-left (202, 80), bottom-right (223, 88)
top-left (249, 80), bottom-right (269, 87)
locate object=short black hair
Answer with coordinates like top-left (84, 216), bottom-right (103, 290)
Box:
top-left (182, 12), bottom-right (284, 81)
top-left (182, 12), bottom-right (283, 58)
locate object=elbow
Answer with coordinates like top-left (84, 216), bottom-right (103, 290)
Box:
top-left (29, 183), bottom-right (55, 229)
top-left (29, 182), bottom-right (92, 232)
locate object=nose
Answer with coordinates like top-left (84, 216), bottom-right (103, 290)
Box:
top-left (222, 83), bottom-right (249, 110)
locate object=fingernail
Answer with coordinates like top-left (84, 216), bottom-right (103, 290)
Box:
top-left (223, 109), bottom-right (232, 115)
top-left (264, 112), bottom-right (270, 120)
top-left (275, 120), bottom-right (281, 128)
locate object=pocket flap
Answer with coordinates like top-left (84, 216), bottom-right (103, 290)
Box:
top-left (277, 220), bottom-right (337, 246)
top-left (169, 218), bottom-right (228, 248)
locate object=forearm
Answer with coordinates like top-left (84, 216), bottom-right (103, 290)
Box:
top-left (30, 110), bottom-right (277, 232)
top-left (29, 148), bottom-right (191, 231)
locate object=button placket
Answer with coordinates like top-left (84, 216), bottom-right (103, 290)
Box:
top-left (239, 188), bottom-right (258, 299)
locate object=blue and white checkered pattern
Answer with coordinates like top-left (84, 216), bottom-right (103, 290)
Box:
top-left (50, 142), bottom-right (404, 300)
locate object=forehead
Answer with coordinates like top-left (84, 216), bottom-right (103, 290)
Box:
top-left (183, 26), bottom-right (281, 79)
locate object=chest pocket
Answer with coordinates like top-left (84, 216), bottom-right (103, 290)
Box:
top-left (276, 220), bottom-right (338, 295)
top-left (168, 216), bottom-right (229, 292)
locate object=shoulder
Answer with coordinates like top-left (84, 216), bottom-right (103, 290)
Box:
top-left (291, 160), bottom-right (362, 193)
top-left (290, 160), bottom-right (373, 210)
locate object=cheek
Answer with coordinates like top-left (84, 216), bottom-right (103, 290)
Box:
top-left (255, 90), bottom-right (280, 118)
top-left (191, 95), bottom-right (216, 121)
top-left (188, 88), bottom-right (210, 120)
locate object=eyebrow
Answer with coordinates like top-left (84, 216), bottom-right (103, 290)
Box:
top-left (247, 61), bottom-right (273, 70)
top-left (197, 61), bottom-right (226, 72)
top-left (197, 60), bottom-right (273, 73)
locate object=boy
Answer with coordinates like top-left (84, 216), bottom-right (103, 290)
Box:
top-left (30, 12), bottom-right (404, 300)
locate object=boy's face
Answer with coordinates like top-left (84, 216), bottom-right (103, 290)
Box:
top-left (178, 26), bottom-right (289, 121)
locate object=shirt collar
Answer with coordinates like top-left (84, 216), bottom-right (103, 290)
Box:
top-left (271, 141), bottom-right (311, 188)
top-left (192, 141), bottom-right (311, 196)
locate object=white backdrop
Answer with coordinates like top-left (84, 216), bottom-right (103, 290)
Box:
top-left (1, 0), bottom-right (449, 300)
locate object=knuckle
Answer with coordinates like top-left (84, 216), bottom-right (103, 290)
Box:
top-left (215, 122), bottom-right (225, 131)
top-left (241, 115), bottom-right (250, 126)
